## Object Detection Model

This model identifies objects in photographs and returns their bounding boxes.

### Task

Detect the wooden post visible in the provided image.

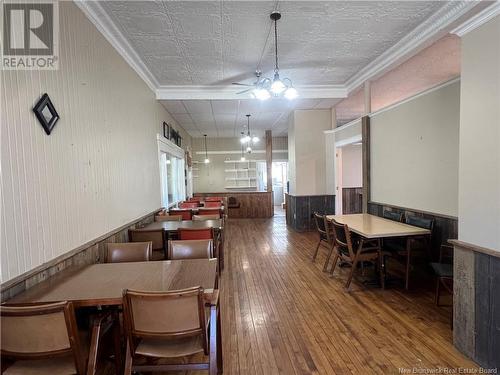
[266,130,272,194]
[361,116,370,213]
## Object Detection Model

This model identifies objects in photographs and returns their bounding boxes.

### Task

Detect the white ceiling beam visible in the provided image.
[156,85,347,100]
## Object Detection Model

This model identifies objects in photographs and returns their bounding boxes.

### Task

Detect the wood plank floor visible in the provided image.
[106,216,478,374]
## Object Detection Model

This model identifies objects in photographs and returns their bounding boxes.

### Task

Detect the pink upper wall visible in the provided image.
[335,34,461,125]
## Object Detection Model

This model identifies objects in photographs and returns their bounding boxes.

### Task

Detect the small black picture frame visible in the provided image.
[163,122,170,139]
[33,93,59,135]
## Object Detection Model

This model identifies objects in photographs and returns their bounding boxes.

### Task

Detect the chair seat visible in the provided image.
[430,262,453,278]
[3,355,77,375]
[135,306,212,359]
[135,336,205,358]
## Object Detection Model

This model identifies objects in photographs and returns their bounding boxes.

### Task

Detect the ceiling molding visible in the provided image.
[74,0,159,92]
[451,2,500,37]
[344,1,479,94]
[156,85,348,100]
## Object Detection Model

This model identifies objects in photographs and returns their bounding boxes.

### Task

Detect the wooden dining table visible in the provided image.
[138,219,223,233]
[7,259,218,307]
[326,213,431,289]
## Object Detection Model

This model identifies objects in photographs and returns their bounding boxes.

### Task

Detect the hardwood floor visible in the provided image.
[106,216,477,374]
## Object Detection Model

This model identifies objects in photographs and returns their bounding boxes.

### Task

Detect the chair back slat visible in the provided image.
[178,228,213,240]
[129,229,164,251]
[0,301,84,373]
[197,208,221,218]
[123,287,206,342]
[204,202,222,208]
[383,210,403,222]
[405,215,434,231]
[168,240,213,260]
[169,209,193,221]
[179,202,199,209]
[331,219,354,258]
[106,242,152,263]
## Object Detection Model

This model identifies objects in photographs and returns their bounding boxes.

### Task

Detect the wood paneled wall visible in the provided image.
[195,192,273,218]
[0,2,181,283]
[1,210,158,302]
[368,201,457,260]
[342,188,363,214]
[286,194,335,231]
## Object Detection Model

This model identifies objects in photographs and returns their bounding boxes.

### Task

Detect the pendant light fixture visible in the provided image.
[250,11,298,101]
[240,114,259,153]
[203,134,210,164]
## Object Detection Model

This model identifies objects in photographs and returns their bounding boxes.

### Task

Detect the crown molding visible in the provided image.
[74,0,159,92]
[451,1,500,36]
[156,85,348,100]
[344,1,480,94]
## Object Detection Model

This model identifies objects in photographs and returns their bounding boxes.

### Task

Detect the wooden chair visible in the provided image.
[430,244,454,306]
[193,214,220,221]
[329,219,383,290]
[312,213,333,267]
[122,287,221,374]
[0,301,120,375]
[179,228,214,240]
[197,209,221,218]
[179,202,200,209]
[106,242,152,263]
[169,209,193,221]
[129,229,167,259]
[168,240,214,260]
[155,215,182,222]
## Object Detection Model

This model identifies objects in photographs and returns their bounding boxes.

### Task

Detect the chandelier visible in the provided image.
[240,114,259,153]
[251,11,298,101]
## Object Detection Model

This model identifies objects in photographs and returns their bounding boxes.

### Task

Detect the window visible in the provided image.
[160,152,185,208]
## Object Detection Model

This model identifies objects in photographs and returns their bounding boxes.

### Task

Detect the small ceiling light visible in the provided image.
[166,159,171,165]
[271,72,286,95]
[254,87,271,101]
[203,134,210,164]
[252,136,259,143]
[246,146,252,153]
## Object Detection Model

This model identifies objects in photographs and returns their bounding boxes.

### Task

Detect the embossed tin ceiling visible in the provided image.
[100,1,446,86]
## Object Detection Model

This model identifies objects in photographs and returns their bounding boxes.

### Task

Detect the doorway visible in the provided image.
[272,161,288,216]
[336,142,363,214]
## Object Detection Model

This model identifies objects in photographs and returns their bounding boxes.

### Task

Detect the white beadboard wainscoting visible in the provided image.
[0,2,186,283]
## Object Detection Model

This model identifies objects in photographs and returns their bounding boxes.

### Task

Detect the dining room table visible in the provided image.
[6,259,218,307]
[326,213,431,289]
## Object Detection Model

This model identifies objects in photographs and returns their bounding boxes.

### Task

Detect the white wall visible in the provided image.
[370,80,460,217]
[288,110,332,195]
[0,2,187,282]
[191,137,287,193]
[341,144,362,188]
[458,16,500,251]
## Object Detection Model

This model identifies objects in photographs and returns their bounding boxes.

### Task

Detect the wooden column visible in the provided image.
[266,130,272,194]
[364,81,371,114]
[361,116,370,213]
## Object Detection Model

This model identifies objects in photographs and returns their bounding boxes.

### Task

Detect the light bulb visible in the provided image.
[254,88,271,101]
[252,136,259,143]
[246,146,252,153]
[284,87,298,100]
[165,159,171,165]
[271,79,286,95]
[204,158,210,164]
[240,156,246,161]
[240,137,246,143]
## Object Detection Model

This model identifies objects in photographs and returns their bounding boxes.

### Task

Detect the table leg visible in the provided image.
[378,238,385,289]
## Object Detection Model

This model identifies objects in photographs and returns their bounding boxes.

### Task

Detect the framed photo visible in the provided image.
[163,122,170,139]
[33,93,59,135]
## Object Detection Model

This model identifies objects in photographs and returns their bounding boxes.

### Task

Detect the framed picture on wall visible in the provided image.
[163,122,170,139]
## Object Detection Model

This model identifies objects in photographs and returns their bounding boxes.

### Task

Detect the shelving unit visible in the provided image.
[224,159,262,189]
